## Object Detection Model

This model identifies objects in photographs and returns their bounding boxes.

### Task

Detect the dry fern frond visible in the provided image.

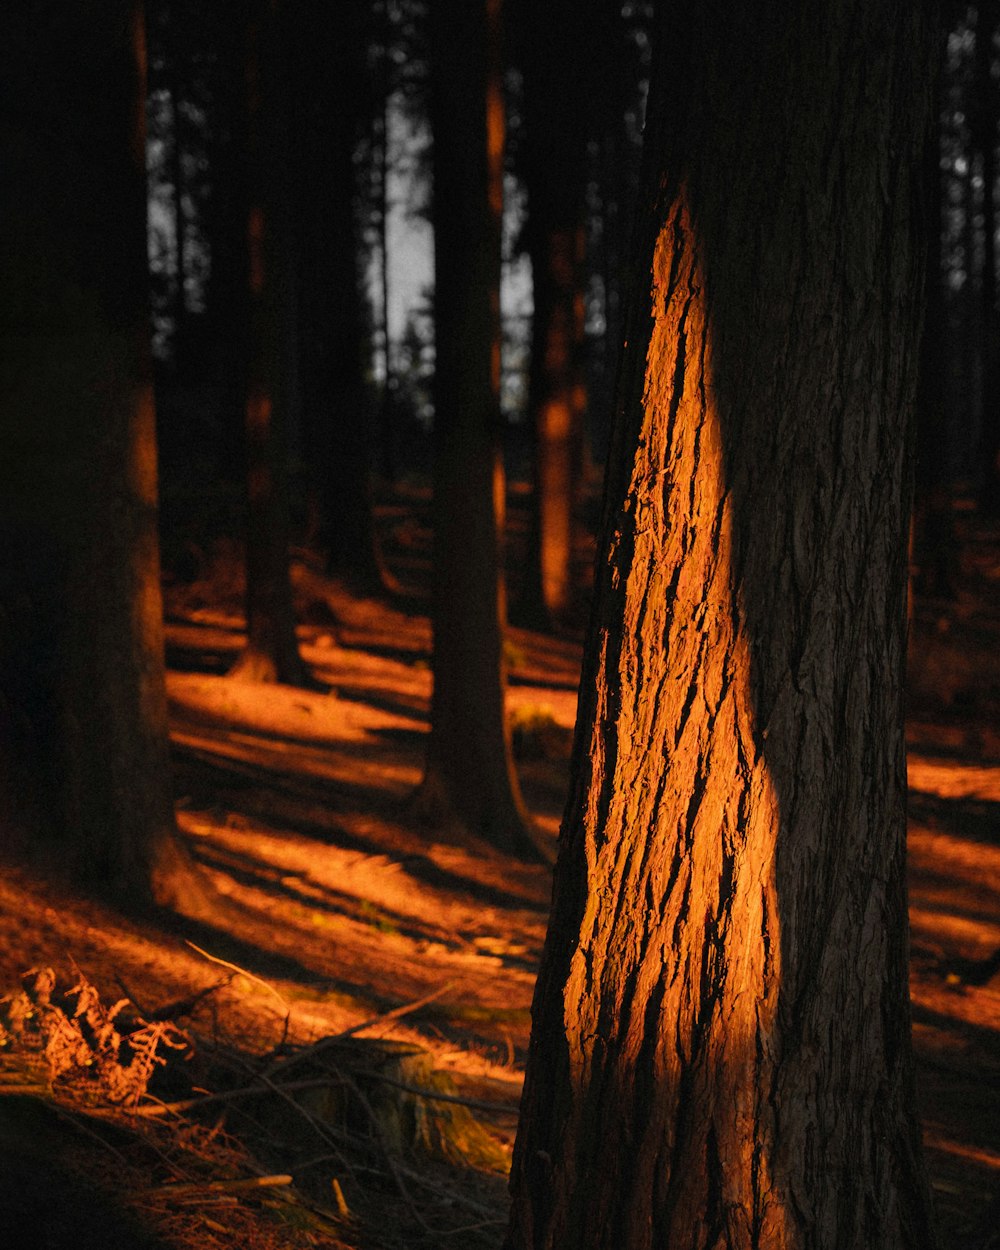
[0,966,191,1105]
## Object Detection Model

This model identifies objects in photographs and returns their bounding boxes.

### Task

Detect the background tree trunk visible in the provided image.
[506,3,938,1248]
[0,1,198,909]
[975,0,1000,512]
[229,0,311,685]
[518,0,594,629]
[289,0,385,594]
[421,0,543,859]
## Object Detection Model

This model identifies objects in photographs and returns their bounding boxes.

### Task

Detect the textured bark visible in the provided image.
[230,0,310,686]
[0,2,197,909]
[506,4,937,1249]
[421,0,543,859]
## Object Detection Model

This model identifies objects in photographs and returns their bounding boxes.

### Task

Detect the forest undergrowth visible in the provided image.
[0,492,998,1249]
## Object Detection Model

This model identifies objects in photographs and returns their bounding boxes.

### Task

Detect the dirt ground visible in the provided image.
[1,496,999,1249]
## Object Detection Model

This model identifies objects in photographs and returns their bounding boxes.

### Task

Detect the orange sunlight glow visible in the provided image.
[557,192,788,1241]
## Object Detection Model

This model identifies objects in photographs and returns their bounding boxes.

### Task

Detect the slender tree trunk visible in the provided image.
[165,0,189,370]
[289,0,385,594]
[0,1,202,910]
[519,0,593,629]
[421,0,545,860]
[230,0,311,685]
[976,0,1000,512]
[507,4,937,1248]
[377,24,398,486]
[914,32,955,599]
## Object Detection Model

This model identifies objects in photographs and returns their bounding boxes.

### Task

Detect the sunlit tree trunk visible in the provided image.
[518,0,594,629]
[506,3,938,1248]
[230,0,311,685]
[421,0,544,859]
[0,2,201,909]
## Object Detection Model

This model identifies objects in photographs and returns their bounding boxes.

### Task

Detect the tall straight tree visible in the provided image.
[288,0,385,592]
[517,0,597,628]
[506,3,938,1248]
[975,0,1000,512]
[229,0,311,685]
[0,2,199,908]
[421,0,543,858]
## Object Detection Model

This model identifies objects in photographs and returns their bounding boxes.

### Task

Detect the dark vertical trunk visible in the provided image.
[914,33,955,599]
[976,0,1000,511]
[165,0,189,369]
[507,3,937,1248]
[519,0,593,629]
[0,1,201,910]
[422,0,544,859]
[229,0,311,685]
[289,0,385,594]
[377,38,397,485]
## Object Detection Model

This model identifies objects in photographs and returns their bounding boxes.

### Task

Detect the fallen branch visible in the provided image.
[134,1074,348,1118]
[359,1071,519,1117]
[263,981,455,1080]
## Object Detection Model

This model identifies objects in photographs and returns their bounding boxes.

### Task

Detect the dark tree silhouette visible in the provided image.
[420,0,545,859]
[506,2,938,1247]
[229,0,311,685]
[0,1,203,909]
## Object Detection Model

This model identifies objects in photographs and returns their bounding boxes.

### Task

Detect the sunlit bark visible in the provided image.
[421,0,544,859]
[0,2,201,909]
[507,4,937,1248]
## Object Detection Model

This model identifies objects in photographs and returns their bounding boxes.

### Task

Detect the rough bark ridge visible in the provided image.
[506,3,937,1248]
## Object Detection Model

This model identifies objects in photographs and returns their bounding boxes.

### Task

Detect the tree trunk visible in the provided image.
[518,0,594,628]
[914,29,956,600]
[506,4,938,1248]
[0,1,200,910]
[976,0,1000,512]
[421,0,544,860]
[229,0,311,685]
[288,0,386,594]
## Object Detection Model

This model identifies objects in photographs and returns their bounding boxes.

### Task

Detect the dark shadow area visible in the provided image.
[174,751,550,914]
[0,1095,173,1250]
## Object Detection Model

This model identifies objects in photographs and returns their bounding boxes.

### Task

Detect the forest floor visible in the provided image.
[1,486,999,1250]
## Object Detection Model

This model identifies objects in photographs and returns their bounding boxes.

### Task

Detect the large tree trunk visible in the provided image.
[506,4,938,1249]
[421,0,544,860]
[0,2,199,910]
[229,0,311,685]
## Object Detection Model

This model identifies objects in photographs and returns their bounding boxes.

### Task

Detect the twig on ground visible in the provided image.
[263,981,455,1080]
[134,1074,348,1118]
[359,1070,519,1116]
[184,941,291,1026]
